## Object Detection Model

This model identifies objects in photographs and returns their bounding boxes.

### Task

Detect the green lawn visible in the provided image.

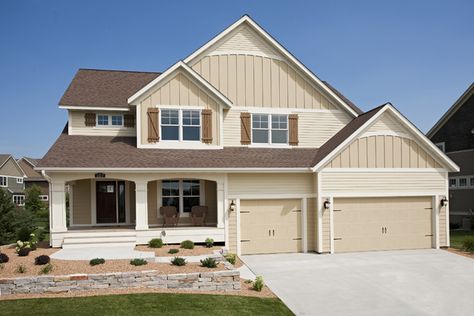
[0,293,294,316]
[450,230,474,249]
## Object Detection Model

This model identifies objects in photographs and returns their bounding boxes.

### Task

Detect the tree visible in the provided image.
[0,189,34,244]
[24,185,49,239]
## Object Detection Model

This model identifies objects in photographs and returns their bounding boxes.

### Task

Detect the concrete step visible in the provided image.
[64,231,136,238]
[62,241,137,249]
[62,232,137,249]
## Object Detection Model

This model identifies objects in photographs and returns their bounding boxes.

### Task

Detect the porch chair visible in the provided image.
[191,206,208,226]
[160,206,180,227]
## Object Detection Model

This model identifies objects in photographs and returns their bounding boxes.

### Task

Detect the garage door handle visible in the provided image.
[269,229,271,236]
[273,229,275,236]
[425,234,433,237]
[334,238,342,240]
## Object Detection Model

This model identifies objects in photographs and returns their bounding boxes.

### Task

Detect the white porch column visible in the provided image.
[50,181,67,233]
[217,180,225,228]
[135,180,149,231]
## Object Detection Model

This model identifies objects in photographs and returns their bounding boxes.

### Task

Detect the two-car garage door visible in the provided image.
[333,197,433,252]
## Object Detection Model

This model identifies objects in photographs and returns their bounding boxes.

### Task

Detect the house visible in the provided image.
[17,157,49,204]
[428,83,474,229]
[0,154,26,206]
[37,15,458,254]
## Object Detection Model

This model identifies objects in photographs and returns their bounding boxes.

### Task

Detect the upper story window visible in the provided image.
[449,178,457,188]
[435,142,445,152]
[13,195,24,206]
[161,109,201,141]
[252,114,288,144]
[16,178,23,184]
[459,178,468,187]
[0,176,6,187]
[97,114,123,127]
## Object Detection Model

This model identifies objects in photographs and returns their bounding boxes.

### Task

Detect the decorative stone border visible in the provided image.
[0,270,240,296]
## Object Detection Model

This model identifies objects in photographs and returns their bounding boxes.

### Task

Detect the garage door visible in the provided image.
[333,197,433,252]
[240,199,302,255]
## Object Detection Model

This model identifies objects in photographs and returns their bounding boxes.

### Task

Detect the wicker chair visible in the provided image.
[191,206,208,226]
[160,206,180,227]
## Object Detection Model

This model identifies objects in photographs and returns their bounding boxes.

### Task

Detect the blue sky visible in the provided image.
[1,0,473,158]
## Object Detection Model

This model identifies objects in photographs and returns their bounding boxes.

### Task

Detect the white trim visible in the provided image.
[0,155,12,169]
[68,110,73,135]
[433,195,440,249]
[16,177,23,184]
[128,61,233,108]
[251,113,289,145]
[445,174,450,247]
[227,193,317,200]
[301,197,307,253]
[59,105,130,111]
[69,184,74,227]
[329,196,334,254]
[160,108,201,142]
[12,194,25,206]
[136,103,142,147]
[159,179,204,217]
[316,173,322,253]
[234,106,344,114]
[321,168,447,173]
[360,130,411,139]
[0,176,7,187]
[236,198,241,256]
[138,143,223,150]
[320,191,445,198]
[183,15,359,117]
[206,50,284,61]
[224,174,229,248]
[39,195,48,201]
[38,167,312,173]
[96,113,124,128]
[435,142,446,153]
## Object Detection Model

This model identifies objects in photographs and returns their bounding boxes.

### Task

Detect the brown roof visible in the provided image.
[38,129,318,169]
[17,158,45,181]
[59,69,160,108]
[323,81,363,115]
[312,104,386,166]
[0,154,11,167]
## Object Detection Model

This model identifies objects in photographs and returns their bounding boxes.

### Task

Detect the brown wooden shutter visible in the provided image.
[84,113,96,127]
[201,109,213,144]
[240,112,251,145]
[288,114,299,146]
[147,108,159,143]
[124,114,135,128]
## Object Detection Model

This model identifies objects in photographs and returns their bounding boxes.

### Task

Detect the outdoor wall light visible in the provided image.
[229,200,236,212]
[440,197,449,207]
[323,200,331,210]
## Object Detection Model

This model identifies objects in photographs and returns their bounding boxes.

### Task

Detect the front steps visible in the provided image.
[62,231,137,249]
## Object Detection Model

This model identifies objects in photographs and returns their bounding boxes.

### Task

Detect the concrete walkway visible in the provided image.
[243,250,474,316]
[50,246,155,261]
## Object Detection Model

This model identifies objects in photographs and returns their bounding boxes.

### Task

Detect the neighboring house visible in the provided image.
[37,15,458,254]
[17,157,49,204]
[428,83,474,229]
[0,154,26,206]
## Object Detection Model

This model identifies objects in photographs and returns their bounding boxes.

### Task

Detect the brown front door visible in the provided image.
[96,181,117,224]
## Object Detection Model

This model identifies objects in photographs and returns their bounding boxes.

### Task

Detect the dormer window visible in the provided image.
[97,114,123,127]
[252,114,288,144]
[161,109,201,141]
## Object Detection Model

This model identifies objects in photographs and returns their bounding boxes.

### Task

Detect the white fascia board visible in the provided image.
[183,15,359,118]
[127,61,233,108]
[59,106,130,111]
[36,167,312,173]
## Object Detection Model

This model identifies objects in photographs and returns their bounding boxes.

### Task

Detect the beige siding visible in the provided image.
[147,181,158,225]
[307,198,317,251]
[223,108,351,147]
[72,179,91,225]
[69,110,136,137]
[439,206,447,247]
[321,203,331,252]
[320,171,446,196]
[139,71,221,145]
[205,181,217,224]
[0,158,24,177]
[228,173,315,196]
[228,204,237,253]
[192,54,339,109]
[363,112,410,137]
[328,136,442,168]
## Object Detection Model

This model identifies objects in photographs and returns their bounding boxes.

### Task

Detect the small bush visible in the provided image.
[16,265,27,274]
[200,257,217,268]
[89,258,105,266]
[180,240,194,249]
[224,253,236,265]
[252,276,264,292]
[17,227,32,242]
[17,247,30,257]
[168,248,179,254]
[148,238,164,248]
[244,279,252,284]
[171,257,186,266]
[462,237,474,252]
[130,258,147,266]
[205,238,214,248]
[35,255,50,265]
[0,253,9,263]
[40,263,53,274]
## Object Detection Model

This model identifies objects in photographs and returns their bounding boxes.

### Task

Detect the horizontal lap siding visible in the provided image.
[72,179,91,225]
[69,110,136,137]
[322,205,330,252]
[228,173,314,196]
[439,206,447,247]
[228,206,237,253]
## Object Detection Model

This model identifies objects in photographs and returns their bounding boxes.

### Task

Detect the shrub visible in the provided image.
[171,257,186,266]
[462,237,474,252]
[244,279,252,284]
[200,257,217,268]
[35,255,50,265]
[0,253,9,263]
[180,240,194,249]
[224,253,236,265]
[252,276,264,292]
[40,263,53,274]
[0,189,34,245]
[205,238,214,248]
[130,258,147,266]
[168,248,179,254]
[148,238,163,248]
[17,226,32,242]
[16,265,27,274]
[17,247,30,257]
[89,258,105,266]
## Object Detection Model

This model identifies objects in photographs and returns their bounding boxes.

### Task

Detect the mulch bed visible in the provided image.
[445,248,474,259]
[135,244,221,257]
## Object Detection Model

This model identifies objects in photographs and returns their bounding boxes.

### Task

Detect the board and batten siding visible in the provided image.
[72,179,91,225]
[69,110,136,137]
[139,71,221,145]
[227,173,315,196]
[327,135,442,168]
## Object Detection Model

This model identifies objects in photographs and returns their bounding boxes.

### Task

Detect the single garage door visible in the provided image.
[240,199,302,255]
[334,196,433,252]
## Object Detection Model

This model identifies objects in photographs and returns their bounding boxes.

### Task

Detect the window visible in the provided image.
[459,178,468,187]
[39,195,48,201]
[13,195,24,206]
[97,115,109,126]
[111,115,123,126]
[161,179,201,215]
[252,114,288,144]
[96,114,123,127]
[0,176,6,187]
[16,178,23,184]
[470,178,474,187]
[449,178,457,188]
[435,142,445,152]
[161,109,201,141]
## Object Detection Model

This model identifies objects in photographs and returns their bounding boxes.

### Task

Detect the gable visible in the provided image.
[361,112,411,138]
[0,157,25,177]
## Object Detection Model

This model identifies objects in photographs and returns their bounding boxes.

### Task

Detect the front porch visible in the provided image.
[48,173,227,248]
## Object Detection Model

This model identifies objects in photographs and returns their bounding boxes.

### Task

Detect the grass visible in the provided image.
[450,230,474,249]
[0,293,293,316]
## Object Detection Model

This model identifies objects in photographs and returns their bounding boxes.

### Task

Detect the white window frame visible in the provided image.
[449,178,457,188]
[449,175,474,189]
[160,108,201,142]
[470,177,474,187]
[435,142,445,152]
[0,176,7,187]
[251,113,289,145]
[160,179,205,217]
[96,114,124,128]
[39,195,49,201]
[13,195,25,206]
[16,177,23,184]
[459,177,468,187]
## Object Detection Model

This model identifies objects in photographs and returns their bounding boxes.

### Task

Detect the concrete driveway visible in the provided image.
[242,250,474,316]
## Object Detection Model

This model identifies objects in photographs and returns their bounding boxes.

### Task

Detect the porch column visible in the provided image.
[50,181,67,233]
[217,180,225,228]
[135,180,149,230]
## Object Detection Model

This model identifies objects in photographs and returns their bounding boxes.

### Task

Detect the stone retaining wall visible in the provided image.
[0,270,240,296]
